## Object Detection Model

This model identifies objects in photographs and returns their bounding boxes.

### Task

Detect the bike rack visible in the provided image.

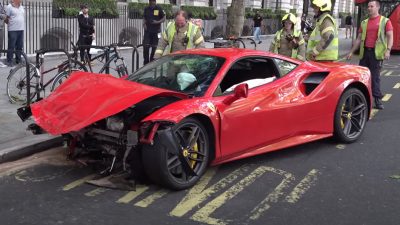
[33,49,72,102]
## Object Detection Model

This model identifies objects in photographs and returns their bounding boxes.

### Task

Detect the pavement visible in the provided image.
[0,28,355,163]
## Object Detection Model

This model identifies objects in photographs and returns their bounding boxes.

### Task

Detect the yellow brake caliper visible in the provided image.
[183,143,198,169]
[341,103,345,129]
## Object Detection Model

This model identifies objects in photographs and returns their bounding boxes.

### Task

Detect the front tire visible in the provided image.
[142,118,210,190]
[334,88,368,143]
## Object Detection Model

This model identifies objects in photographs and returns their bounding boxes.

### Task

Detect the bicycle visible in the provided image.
[208,36,257,49]
[79,42,129,78]
[6,46,87,105]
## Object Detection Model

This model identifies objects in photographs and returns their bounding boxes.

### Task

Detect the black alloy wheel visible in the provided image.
[334,88,368,143]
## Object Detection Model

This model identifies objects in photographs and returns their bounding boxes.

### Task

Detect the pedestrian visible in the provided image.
[269,13,306,61]
[253,12,263,44]
[345,14,353,39]
[0,2,7,67]
[78,4,95,64]
[346,0,393,110]
[5,0,24,67]
[306,0,339,61]
[143,0,165,65]
[154,10,204,59]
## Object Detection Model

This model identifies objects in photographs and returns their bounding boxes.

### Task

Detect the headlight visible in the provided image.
[106,116,124,132]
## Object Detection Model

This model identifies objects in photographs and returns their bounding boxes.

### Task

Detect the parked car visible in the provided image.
[21,48,372,190]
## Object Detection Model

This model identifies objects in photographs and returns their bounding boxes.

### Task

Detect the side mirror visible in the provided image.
[223,83,248,105]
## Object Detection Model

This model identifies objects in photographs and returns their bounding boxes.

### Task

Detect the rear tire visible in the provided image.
[6,63,40,105]
[333,88,368,143]
[51,60,87,91]
[141,118,210,190]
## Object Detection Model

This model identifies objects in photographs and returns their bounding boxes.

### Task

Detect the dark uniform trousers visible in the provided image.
[143,31,160,65]
[359,47,383,99]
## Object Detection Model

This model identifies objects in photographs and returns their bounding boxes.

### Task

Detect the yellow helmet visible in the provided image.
[281,13,297,24]
[311,0,332,11]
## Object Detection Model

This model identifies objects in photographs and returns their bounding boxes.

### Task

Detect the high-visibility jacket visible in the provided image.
[360,16,389,60]
[272,29,305,60]
[306,13,339,61]
[155,22,203,56]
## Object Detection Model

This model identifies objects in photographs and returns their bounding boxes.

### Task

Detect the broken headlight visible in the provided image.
[106,116,124,132]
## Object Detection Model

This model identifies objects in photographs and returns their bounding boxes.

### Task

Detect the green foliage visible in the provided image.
[128,3,174,19]
[181,6,217,20]
[245,8,277,19]
[289,9,297,14]
[53,0,119,18]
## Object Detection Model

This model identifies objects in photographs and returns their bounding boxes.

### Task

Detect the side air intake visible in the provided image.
[302,72,330,95]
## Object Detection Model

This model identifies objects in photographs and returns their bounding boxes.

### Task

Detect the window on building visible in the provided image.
[209,0,213,6]
[170,0,177,5]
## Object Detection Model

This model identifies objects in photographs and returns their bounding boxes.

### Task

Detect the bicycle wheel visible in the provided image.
[233,39,246,48]
[6,63,41,105]
[51,61,87,91]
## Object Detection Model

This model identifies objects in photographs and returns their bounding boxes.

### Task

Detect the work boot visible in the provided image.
[374,98,384,110]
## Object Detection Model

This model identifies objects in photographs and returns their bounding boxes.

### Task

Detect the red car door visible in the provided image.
[212,57,299,158]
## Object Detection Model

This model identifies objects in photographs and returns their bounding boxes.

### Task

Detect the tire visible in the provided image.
[6,63,40,105]
[333,88,368,143]
[51,61,87,91]
[142,118,210,190]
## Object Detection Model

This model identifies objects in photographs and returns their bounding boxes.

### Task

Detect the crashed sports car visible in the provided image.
[20,48,372,190]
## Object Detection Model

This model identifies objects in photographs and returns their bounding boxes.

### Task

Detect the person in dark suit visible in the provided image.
[78,4,95,63]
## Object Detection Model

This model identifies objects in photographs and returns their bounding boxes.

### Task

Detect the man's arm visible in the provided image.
[154,31,169,58]
[193,28,205,48]
[346,31,362,59]
[311,17,335,57]
[384,30,393,59]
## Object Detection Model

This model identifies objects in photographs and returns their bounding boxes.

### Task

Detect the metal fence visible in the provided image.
[0,1,233,55]
[1,1,147,54]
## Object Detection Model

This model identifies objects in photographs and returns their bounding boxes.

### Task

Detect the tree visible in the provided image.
[225,0,245,38]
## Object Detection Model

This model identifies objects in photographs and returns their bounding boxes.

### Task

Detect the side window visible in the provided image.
[273,58,298,77]
[215,57,278,96]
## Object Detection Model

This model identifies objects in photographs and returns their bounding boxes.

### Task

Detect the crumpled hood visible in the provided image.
[31,72,187,135]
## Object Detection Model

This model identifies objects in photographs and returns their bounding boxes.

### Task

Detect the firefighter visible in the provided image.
[154,10,204,59]
[269,13,306,61]
[306,0,339,61]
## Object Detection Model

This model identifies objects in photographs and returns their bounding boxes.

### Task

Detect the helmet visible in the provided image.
[311,0,332,11]
[281,13,297,25]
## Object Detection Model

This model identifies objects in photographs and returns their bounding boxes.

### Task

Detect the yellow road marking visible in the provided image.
[191,166,294,225]
[170,167,218,217]
[285,169,320,203]
[191,166,269,225]
[393,83,400,89]
[62,174,97,191]
[134,189,169,208]
[170,165,250,218]
[382,94,392,102]
[248,167,295,221]
[84,188,108,197]
[116,185,149,204]
[384,71,393,76]
[336,144,346,150]
[381,70,387,75]
[370,109,379,119]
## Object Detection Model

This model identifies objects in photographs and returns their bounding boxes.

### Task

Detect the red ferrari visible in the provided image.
[23,48,372,190]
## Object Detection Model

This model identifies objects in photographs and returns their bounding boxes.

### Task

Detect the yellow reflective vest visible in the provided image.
[272,29,305,60]
[161,21,199,54]
[360,16,389,60]
[306,13,339,61]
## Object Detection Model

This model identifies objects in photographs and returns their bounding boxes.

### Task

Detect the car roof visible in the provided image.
[172,48,286,60]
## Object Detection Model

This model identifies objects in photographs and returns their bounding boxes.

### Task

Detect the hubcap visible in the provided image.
[340,93,367,139]
[166,123,207,183]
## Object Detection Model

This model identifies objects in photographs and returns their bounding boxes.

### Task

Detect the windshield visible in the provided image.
[128,54,225,96]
